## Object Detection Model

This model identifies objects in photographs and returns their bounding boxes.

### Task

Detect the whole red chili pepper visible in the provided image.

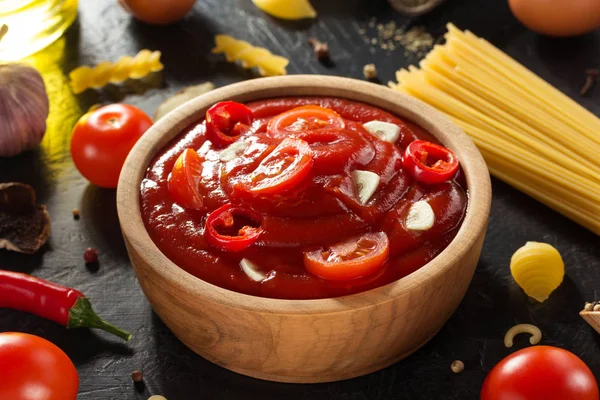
[0,270,131,341]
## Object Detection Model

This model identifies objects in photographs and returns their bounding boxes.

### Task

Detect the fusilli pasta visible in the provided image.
[69,49,163,94]
[212,35,288,77]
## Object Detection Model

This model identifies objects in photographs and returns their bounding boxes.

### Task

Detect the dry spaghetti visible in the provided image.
[390,24,600,235]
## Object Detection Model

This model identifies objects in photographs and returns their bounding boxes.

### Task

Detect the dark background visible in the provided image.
[1,0,599,399]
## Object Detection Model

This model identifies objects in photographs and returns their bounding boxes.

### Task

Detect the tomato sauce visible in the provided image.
[140,97,467,299]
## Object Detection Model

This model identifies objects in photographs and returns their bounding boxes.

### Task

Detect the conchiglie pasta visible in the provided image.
[212,35,289,77]
[252,0,316,20]
[510,242,564,302]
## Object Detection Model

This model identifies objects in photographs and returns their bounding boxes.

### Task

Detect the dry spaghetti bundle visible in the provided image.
[390,24,600,235]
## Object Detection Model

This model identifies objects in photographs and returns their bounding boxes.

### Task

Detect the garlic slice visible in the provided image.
[405,200,435,231]
[240,258,267,282]
[219,141,249,162]
[352,170,380,204]
[362,120,401,143]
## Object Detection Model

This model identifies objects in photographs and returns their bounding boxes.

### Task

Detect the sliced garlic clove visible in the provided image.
[362,120,401,143]
[219,141,249,162]
[405,200,435,231]
[240,258,267,282]
[352,170,380,204]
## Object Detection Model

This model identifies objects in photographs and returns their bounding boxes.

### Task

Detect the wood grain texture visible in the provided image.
[117,75,492,382]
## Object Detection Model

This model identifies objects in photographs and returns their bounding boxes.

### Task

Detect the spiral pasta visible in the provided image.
[69,49,164,94]
[510,242,564,302]
[212,35,289,77]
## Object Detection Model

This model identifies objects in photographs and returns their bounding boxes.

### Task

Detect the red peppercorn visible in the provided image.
[83,247,99,263]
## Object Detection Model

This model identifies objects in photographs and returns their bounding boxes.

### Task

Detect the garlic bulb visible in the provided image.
[0,63,49,157]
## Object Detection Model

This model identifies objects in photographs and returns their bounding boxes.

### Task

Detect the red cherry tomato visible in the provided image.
[481,346,599,400]
[402,140,459,184]
[168,148,204,209]
[205,203,263,252]
[71,104,153,188]
[267,105,345,138]
[0,332,79,400]
[206,101,253,147]
[241,137,313,195]
[118,0,196,25]
[304,232,390,281]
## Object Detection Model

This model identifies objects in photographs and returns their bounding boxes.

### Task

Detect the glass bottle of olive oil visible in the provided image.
[0,0,78,61]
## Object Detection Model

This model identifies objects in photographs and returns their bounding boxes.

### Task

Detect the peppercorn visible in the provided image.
[451,360,464,374]
[363,63,377,80]
[131,370,143,382]
[83,247,99,264]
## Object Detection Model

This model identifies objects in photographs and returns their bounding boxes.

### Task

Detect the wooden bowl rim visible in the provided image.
[117,75,491,315]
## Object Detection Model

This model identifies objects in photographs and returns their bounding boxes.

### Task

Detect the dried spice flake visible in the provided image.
[0,183,50,254]
[358,20,434,57]
[308,38,330,62]
[581,68,599,97]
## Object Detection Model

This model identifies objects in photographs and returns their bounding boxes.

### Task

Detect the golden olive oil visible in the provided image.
[0,0,78,61]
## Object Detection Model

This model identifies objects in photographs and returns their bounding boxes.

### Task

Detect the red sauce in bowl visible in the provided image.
[140,97,467,300]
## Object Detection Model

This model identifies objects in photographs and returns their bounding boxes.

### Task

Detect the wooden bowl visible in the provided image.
[117,75,491,383]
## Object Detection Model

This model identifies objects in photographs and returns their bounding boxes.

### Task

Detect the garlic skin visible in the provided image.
[0,63,49,157]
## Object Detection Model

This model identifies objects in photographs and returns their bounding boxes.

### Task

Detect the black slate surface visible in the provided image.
[1,0,599,399]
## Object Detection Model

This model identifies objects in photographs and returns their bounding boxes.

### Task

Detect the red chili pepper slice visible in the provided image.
[241,137,314,195]
[402,140,459,184]
[0,270,131,340]
[205,204,263,252]
[206,101,254,147]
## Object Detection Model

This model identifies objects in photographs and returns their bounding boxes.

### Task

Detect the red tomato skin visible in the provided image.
[243,138,314,195]
[168,148,204,209]
[118,0,196,25]
[71,104,152,188]
[0,332,79,400]
[481,346,599,400]
[304,232,390,281]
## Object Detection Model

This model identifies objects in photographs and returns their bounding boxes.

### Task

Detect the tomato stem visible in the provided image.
[68,297,132,341]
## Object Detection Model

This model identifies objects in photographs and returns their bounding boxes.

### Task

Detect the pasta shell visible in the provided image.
[510,241,564,302]
[252,0,317,20]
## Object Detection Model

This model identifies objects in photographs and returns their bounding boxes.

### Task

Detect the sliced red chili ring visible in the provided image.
[402,140,459,184]
[204,203,263,252]
[205,101,253,147]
